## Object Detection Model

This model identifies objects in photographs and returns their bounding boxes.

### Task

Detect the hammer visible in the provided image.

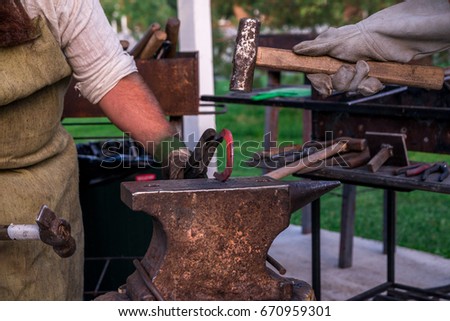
[0,205,76,258]
[230,18,444,92]
[264,137,366,180]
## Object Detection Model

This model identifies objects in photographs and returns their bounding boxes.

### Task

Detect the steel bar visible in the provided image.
[266,254,286,275]
[311,199,321,301]
[133,259,164,301]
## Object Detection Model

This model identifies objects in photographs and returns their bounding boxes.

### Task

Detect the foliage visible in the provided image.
[210,0,400,78]
[211,1,399,29]
[99,0,177,36]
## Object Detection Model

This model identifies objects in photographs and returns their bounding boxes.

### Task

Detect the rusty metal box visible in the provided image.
[63,51,199,118]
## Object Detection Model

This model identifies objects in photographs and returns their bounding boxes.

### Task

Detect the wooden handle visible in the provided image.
[265,141,348,180]
[130,22,161,57]
[367,145,393,173]
[139,30,167,60]
[164,17,180,58]
[257,47,444,90]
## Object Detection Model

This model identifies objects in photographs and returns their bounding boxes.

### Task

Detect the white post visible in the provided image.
[177,0,217,174]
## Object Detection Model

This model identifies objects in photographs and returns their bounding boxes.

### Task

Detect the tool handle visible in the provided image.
[367,146,393,173]
[130,22,161,57]
[139,30,167,60]
[265,141,348,180]
[257,47,444,91]
[164,17,180,58]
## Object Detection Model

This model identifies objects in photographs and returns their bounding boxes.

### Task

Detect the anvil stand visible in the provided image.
[96,177,339,301]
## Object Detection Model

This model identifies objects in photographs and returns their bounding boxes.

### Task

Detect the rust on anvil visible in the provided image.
[119,177,339,301]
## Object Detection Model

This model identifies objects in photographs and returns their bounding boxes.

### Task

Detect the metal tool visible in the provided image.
[0,205,76,258]
[264,137,367,180]
[229,18,444,93]
[184,128,223,179]
[421,162,449,182]
[394,163,432,177]
[213,128,234,182]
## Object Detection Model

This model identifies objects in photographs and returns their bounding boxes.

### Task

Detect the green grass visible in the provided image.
[63,75,450,259]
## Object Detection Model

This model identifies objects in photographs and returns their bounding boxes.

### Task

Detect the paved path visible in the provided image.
[268,225,450,300]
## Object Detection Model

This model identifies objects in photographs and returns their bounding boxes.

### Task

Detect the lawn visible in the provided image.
[63,75,450,259]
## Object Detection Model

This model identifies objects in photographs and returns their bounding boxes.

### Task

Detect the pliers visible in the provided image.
[421,162,449,182]
[394,162,449,182]
[394,163,432,177]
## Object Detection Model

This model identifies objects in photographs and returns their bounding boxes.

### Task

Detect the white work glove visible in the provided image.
[293,0,450,97]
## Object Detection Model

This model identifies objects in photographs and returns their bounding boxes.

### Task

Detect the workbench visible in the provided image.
[201,81,450,300]
[294,163,450,301]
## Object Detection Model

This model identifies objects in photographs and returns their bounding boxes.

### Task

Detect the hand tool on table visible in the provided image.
[264,137,367,180]
[304,136,368,152]
[293,144,371,175]
[421,162,449,182]
[0,205,76,258]
[130,22,161,58]
[394,163,433,177]
[230,18,444,93]
[247,145,317,169]
[365,132,409,173]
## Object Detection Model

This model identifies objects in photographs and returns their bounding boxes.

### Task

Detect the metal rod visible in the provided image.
[385,189,397,283]
[348,282,392,301]
[133,259,164,301]
[266,254,286,275]
[94,259,111,294]
[346,86,408,106]
[311,199,321,301]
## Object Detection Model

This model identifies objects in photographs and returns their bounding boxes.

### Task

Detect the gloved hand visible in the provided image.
[293,0,450,97]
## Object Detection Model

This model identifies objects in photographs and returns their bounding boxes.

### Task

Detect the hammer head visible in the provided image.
[230,18,260,92]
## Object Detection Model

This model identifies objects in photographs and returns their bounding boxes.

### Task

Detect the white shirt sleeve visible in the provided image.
[23,0,137,104]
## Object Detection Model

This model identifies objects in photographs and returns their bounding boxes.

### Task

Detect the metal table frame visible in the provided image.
[299,165,450,300]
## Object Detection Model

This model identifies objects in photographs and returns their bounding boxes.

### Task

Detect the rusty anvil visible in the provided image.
[229,18,444,93]
[0,205,76,258]
[98,177,339,301]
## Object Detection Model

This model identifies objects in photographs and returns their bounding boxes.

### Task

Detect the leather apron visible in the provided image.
[0,17,84,300]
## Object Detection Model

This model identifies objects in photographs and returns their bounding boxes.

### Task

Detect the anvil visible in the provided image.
[102,177,339,301]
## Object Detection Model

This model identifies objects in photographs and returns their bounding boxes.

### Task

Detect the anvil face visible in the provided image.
[120,177,339,301]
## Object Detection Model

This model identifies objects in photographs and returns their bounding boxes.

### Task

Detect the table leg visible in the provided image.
[311,198,321,300]
[385,189,397,283]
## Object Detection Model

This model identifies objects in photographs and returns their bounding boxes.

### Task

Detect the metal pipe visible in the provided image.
[0,224,40,240]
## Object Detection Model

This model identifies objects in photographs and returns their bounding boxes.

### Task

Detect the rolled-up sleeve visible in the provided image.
[56,0,137,103]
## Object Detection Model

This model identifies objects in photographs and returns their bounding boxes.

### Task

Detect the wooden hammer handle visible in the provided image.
[367,145,394,173]
[257,47,444,90]
[265,141,348,180]
[139,30,167,60]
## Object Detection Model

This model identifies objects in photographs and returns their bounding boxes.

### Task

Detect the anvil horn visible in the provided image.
[288,180,341,213]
